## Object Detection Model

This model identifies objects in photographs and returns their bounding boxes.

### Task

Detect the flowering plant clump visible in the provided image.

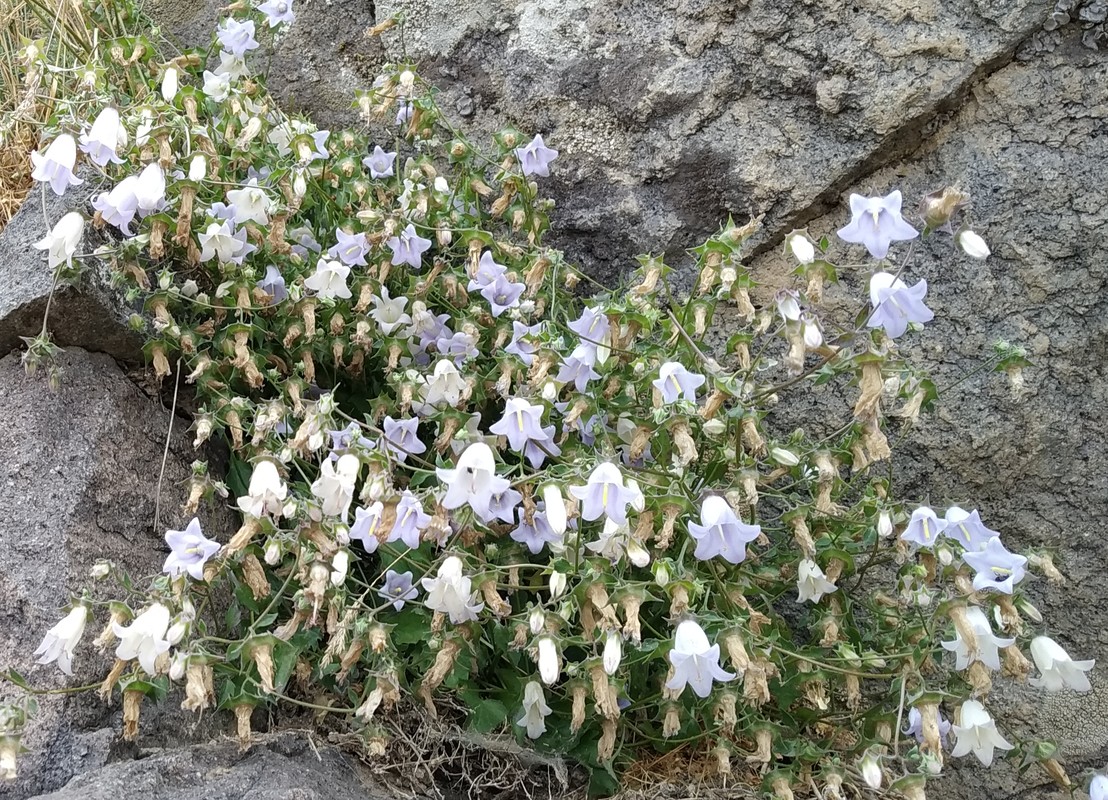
[2,2,1096,797]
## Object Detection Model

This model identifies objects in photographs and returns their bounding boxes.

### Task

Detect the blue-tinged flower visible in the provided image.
[327,228,370,266]
[837,191,919,259]
[31,134,83,196]
[510,504,563,554]
[523,428,561,468]
[867,272,934,339]
[556,345,601,392]
[163,517,220,580]
[92,176,140,236]
[327,423,374,461]
[217,18,260,57]
[422,556,483,623]
[569,462,637,526]
[363,145,396,178]
[481,274,525,317]
[515,134,559,177]
[900,506,945,548]
[951,700,1013,767]
[653,362,706,405]
[437,442,511,522]
[688,496,760,565]
[304,257,352,300]
[505,321,542,366]
[942,507,996,551]
[378,569,417,611]
[904,707,952,748]
[1029,636,1094,692]
[387,223,432,270]
[382,416,426,462]
[256,265,287,304]
[79,108,125,166]
[437,331,479,364]
[468,250,507,290]
[568,306,608,343]
[962,537,1028,594]
[208,201,237,221]
[489,398,547,452]
[404,303,451,348]
[389,491,430,548]
[665,620,735,699]
[485,487,523,524]
[350,501,385,553]
[257,0,295,27]
[395,99,413,127]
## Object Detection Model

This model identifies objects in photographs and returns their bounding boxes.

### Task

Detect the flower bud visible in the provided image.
[653,562,670,587]
[188,154,206,182]
[169,653,187,681]
[292,169,308,198]
[958,230,990,259]
[90,561,111,579]
[264,541,281,565]
[602,629,622,675]
[541,380,557,402]
[529,607,546,635]
[549,571,567,599]
[161,67,179,103]
[877,510,893,538]
[330,550,350,586]
[770,447,800,466]
[787,231,816,264]
[541,484,567,535]
[702,418,726,436]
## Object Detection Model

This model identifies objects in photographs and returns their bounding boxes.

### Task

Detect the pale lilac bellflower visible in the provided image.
[688,496,760,565]
[381,416,426,462]
[349,502,385,553]
[388,491,431,548]
[515,134,559,177]
[79,108,125,166]
[867,272,934,339]
[92,176,140,235]
[256,265,288,304]
[942,506,997,551]
[327,228,370,266]
[387,223,432,269]
[510,503,563,554]
[556,344,601,392]
[837,191,919,259]
[962,537,1028,594]
[217,18,260,57]
[378,569,417,610]
[436,442,512,523]
[163,518,220,580]
[505,321,542,366]
[900,506,945,548]
[468,250,507,291]
[257,0,295,27]
[569,462,638,527]
[363,145,396,178]
[904,707,952,748]
[489,397,561,467]
[653,361,705,405]
[481,274,525,317]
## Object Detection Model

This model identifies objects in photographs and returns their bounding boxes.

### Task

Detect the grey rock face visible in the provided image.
[0,349,236,799]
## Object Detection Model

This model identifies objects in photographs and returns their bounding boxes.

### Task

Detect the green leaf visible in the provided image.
[3,670,29,690]
[470,699,508,733]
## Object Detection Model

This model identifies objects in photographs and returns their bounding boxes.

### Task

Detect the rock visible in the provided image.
[0,349,236,798]
[28,733,392,800]
[0,176,142,363]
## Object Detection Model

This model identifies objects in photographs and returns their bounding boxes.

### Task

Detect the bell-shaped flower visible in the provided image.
[327,228,370,266]
[237,460,288,517]
[163,517,220,580]
[556,346,601,392]
[257,0,295,27]
[371,287,412,335]
[480,274,525,317]
[665,620,735,698]
[603,629,623,675]
[378,569,417,611]
[202,69,231,101]
[541,484,567,535]
[568,305,609,345]
[653,361,706,405]
[133,162,166,215]
[79,107,125,166]
[796,558,838,603]
[350,501,385,553]
[92,176,140,236]
[951,700,1013,766]
[489,398,554,462]
[226,179,271,225]
[198,220,248,264]
[437,330,479,364]
[941,606,1014,671]
[256,265,288,304]
[688,496,760,564]
[34,606,88,675]
[962,537,1028,594]
[904,707,952,747]
[537,637,560,685]
[387,223,433,270]
[800,311,823,348]
[775,289,802,322]
[837,191,919,259]
[516,680,552,739]
[161,66,179,103]
[382,416,425,462]
[942,506,997,551]
[217,17,260,57]
[113,603,172,675]
[900,506,945,548]
[510,504,562,554]
[31,134,83,196]
[436,442,511,522]
[867,272,934,339]
[586,518,650,567]
[1029,636,1094,692]
[421,555,483,623]
[419,359,466,410]
[388,491,431,548]
[363,145,396,178]
[304,257,352,300]
[468,250,507,290]
[515,134,558,178]
[485,486,523,524]
[33,211,84,270]
[569,462,637,526]
[505,321,542,366]
[311,453,360,520]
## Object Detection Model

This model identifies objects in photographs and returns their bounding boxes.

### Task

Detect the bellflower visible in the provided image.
[217,18,260,57]
[800,311,823,348]
[113,603,172,675]
[311,453,360,520]
[237,460,287,517]
[569,462,638,526]
[688,496,760,565]
[510,504,563,554]
[665,620,735,699]
[208,201,237,221]
[775,289,802,323]
[468,250,507,290]
[515,134,559,177]
[490,397,547,452]
[350,501,385,553]
[163,517,220,580]
[951,700,1013,767]
[378,570,417,611]
[556,346,601,393]
[79,107,125,166]
[388,491,431,548]
[30,134,83,195]
[568,305,609,345]
[387,223,433,270]
[437,331,479,364]
[537,637,560,685]
[796,559,838,603]
[653,361,706,405]
[33,212,84,271]
[941,606,1014,671]
[1029,636,1094,692]
[226,179,271,225]
[436,442,511,522]
[198,220,248,264]
[787,231,816,264]
[371,288,412,335]
[419,359,466,410]
[403,303,451,349]
[942,506,997,551]
[34,606,88,675]
[517,681,552,739]
[395,98,414,127]
[382,416,425,462]
[327,228,370,266]
[257,0,295,27]
[486,487,523,524]
[133,162,166,215]
[901,506,945,548]
[202,69,232,101]
[304,258,352,300]
[867,272,934,339]
[904,707,952,747]
[363,145,396,178]
[421,556,483,623]
[481,274,525,316]
[586,518,650,567]
[837,191,919,259]
[962,537,1028,594]
[256,265,288,304]
[92,176,140,235]
[505,321,542,365]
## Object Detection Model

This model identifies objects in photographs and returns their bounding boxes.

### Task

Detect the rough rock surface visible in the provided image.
[0,349,236,799]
